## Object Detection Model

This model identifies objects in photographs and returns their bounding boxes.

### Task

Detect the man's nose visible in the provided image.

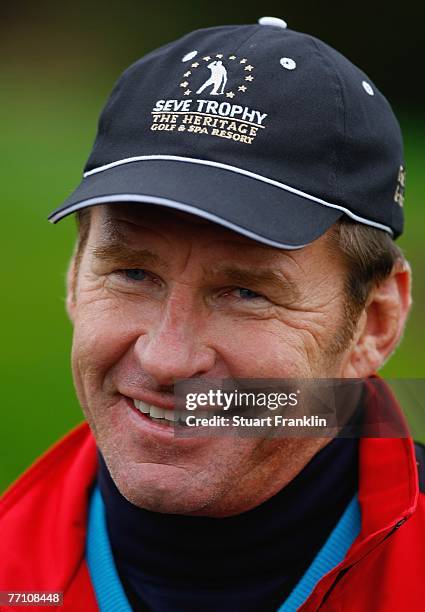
[134,298,216,385]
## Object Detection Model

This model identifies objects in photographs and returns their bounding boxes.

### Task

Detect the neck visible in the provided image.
[98,437,358,583]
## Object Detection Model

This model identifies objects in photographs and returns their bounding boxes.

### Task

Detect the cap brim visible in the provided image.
[48,159,343,249]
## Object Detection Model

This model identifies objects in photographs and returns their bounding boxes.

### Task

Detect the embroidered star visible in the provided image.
[216,54,224,58]
[228,55,237,60]
[238,85,247,92]
[191,62,199,68]
[240,58,247,64]
[184,89,191,95]
[226,91,235,98]
[245,75,254,81]
[180,81,189,88]
[183,71,191,77]
[244,65,254,71]
[203,56,211,61]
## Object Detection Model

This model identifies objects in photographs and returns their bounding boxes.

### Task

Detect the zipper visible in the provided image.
[316,518,407,610]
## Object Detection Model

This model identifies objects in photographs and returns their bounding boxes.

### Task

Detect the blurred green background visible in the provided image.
[1,1,424,492]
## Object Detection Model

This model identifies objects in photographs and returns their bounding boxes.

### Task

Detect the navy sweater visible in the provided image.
[98,436,358,611]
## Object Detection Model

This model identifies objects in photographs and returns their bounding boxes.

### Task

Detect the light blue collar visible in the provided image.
[87,486,360,611]
[278,494,361,610]
[87,486,132,612]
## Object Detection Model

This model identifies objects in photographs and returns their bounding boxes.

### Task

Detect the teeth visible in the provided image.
[150,406,165,419]
[134,399,150,414]
[133,399,177,423]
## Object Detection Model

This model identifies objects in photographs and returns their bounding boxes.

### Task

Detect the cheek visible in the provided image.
[70,296,153,400]
[212,318,318,377]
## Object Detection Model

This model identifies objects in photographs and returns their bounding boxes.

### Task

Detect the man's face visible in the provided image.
[69,204,355,516]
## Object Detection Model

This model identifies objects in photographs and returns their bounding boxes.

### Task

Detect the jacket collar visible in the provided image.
[299,378,419,610]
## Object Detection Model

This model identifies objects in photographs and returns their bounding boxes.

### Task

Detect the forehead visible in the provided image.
[86,203,337,275]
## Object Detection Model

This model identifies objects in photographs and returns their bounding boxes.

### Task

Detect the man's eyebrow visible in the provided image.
[207,265,300,299]
[90,241,167,269]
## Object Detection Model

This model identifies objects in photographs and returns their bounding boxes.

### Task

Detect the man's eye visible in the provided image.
[236,288,262,300]
[124,269,147,281]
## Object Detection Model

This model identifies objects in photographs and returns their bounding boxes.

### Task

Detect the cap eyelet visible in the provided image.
[258,16,287,29]
[280,57,296,70]
[362,81,374,96]
[182,50,198,63]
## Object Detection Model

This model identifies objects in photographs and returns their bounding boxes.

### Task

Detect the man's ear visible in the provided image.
[66,255,77,324]
[343,260,412,377]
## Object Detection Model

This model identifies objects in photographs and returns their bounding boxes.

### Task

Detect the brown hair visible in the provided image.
[329,218,404,310]
[326,218,405,351]
[74,207,91,276]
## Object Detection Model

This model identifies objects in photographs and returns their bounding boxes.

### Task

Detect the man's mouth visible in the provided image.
[131,398,213,427]
[131,395,255,427]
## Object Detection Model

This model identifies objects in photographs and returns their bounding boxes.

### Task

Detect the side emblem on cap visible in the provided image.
[394,165,406,207]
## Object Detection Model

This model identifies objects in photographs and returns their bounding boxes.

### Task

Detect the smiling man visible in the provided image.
[1,16,424,612]
[70,202,359,518]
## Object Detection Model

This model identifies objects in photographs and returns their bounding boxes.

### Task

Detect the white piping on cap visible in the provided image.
[48,194,312,249]
[80,154,394,235]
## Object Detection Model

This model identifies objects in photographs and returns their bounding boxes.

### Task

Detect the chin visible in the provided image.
[108,458,213,515]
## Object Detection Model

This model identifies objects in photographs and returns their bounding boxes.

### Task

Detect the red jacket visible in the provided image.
[1,421,424,610]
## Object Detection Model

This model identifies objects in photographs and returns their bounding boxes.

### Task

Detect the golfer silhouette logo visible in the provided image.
[196,60,228,95]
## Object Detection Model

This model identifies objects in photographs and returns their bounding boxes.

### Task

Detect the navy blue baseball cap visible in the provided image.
[48,16,406,248]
